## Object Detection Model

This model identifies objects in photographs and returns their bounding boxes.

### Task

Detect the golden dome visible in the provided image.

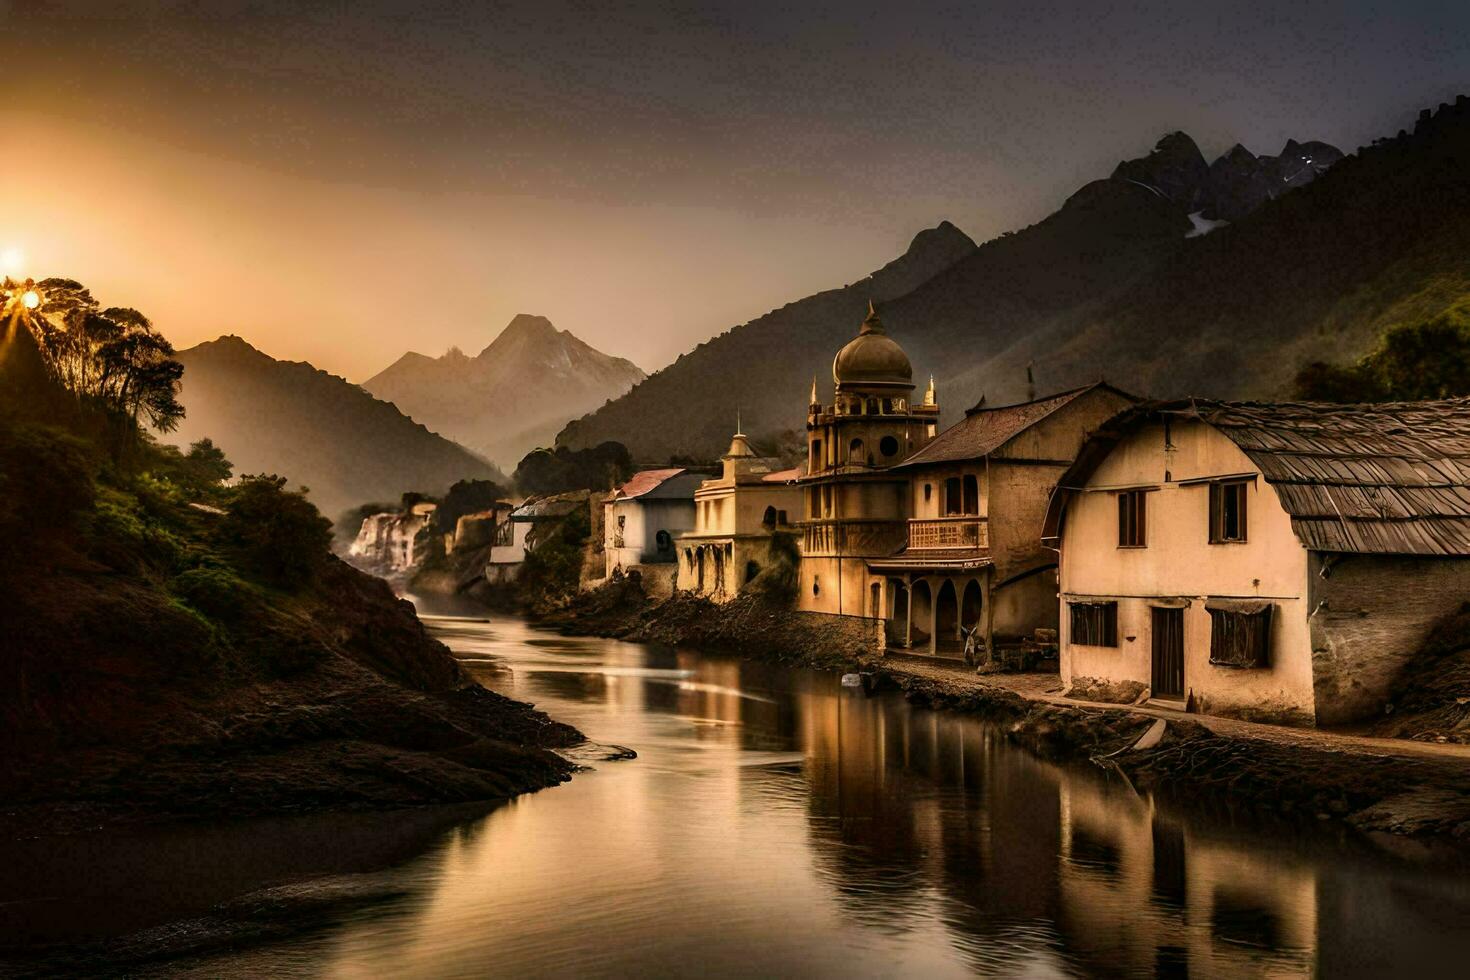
[833,301,913,389]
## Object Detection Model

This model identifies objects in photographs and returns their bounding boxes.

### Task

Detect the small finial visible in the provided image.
[860,299,883,335]
[736,407,742,436]
[810,376,819,406]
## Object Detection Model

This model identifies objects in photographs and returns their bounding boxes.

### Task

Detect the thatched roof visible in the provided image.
[1046,398,1470,557]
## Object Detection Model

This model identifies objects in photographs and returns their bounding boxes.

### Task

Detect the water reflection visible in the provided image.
[4,613,1468,978]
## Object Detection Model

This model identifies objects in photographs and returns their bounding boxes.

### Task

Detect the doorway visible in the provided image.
[1151,607,1184,699]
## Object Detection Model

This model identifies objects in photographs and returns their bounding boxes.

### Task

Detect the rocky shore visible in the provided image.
[538,581,1470,844]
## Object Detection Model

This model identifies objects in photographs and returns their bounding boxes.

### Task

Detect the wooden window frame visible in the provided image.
[1117,489,1149,548]
[1208,605,1272,668]
[1069,601,1118,647]
[1209,480,1249,544]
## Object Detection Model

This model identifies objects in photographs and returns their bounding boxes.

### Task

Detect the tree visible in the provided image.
[514,442,632,495]
[436,478,509,532]
[183,438,233,486]
[219,475,332,589]
[1295,312,1470,402]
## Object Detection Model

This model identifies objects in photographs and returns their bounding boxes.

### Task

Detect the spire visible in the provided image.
[809,376,819,406]
[859,298,884,335]
[735,407,743,437]
[923,374,936,406]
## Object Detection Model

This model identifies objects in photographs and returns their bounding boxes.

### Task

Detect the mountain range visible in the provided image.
[169,336,502,521]
[558,96,1470,462]
[363,314,645,469]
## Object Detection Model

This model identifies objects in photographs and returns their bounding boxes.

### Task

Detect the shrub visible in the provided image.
[219,475,332,589]
[170,565,253,621]
[0,422,97,550]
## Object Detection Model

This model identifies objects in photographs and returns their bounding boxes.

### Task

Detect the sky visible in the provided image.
[1,1,1467,380]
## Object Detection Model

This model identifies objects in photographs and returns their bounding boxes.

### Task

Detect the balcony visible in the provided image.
[800,519,907,557]
[908,517,988,551]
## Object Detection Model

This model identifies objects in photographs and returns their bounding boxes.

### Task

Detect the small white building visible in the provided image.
[485,490,588,584]
[1044,398,1470,727]
[603,469,703,580]
[676,429,802,601]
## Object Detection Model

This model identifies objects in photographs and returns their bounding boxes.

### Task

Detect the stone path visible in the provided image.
[876,653,1470,764]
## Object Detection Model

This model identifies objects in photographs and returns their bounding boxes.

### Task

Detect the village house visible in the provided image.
[603,469,703,590]
[798,302,941,617]
[1043,398,1470,726]
[485,490,589,584]
[870,383,1136,660]
[676,427,802,601]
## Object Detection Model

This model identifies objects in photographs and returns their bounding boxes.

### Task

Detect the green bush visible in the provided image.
[170,565,253,621]
[219,475,332,589]
[0,422,97,550]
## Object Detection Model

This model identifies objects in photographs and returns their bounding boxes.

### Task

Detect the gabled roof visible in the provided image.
[897,382,1134,468]
[511,489,589,521]
[610,468,701,502]
[1046,398,1470,557]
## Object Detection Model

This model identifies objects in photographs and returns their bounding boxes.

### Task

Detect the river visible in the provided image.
[4,610,1469,977]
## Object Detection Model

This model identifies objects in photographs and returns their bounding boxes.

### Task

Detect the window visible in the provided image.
[1070,601,1118,647]
[812,576,821,597]
[944,477,963,515]
[962,475,979,514]
[776,509,787,525]
[866,398,879,414]
[880,435,900,457]
[811,439,822,469]
[1208,602,1272,667]
[1118,490,1148,547]
[923,483,933,503]
[1209,481,1249,543]
[849,438,864,462]
[655,529,673,554]
[762,505,777,526]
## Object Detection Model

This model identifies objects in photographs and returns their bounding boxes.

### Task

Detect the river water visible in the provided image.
[4,611,1470,978]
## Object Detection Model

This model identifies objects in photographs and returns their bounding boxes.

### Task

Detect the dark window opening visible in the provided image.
[745,560,761,583]
[923,483,933,503]
[1070,601,1118,647]
[880,435,899,457]
[811,439,822,468]
[762,505,777,526]
[1208,604,1272,667]
[1118,490,1148,547]
[1209,480,1249,543]
[944,477,963,515]
[812,576,821,597]
[866,398,879,414]
[962,474,979,514]
[776,509,787,524]
[849,438,864,462]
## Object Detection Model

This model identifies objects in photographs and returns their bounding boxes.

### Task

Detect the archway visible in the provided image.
[961,578,983,631]
[935,579,960,652]
[887,578,909,646]
[910,579,933,650]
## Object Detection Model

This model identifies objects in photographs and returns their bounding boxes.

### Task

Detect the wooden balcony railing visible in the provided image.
[908,517,988,551]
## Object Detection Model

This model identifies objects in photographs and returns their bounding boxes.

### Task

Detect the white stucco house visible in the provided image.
[1043,398,1470,727]
[604,469,703,581]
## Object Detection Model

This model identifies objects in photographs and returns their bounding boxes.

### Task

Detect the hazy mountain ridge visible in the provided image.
[171,336,501,520]
[363,314,645,467]
[558,99,1470,461]
[554,221,978,460]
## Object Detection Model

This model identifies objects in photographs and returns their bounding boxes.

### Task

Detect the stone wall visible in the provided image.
[1309,554,1470,726]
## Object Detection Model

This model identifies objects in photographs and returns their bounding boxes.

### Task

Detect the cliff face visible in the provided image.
[171,336,500,521]
[363,315,646,469]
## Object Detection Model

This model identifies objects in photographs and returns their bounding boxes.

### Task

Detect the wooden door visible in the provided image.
[1151,607,1184,699]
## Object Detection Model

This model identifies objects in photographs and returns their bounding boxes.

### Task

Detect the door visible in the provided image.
[1151,607,1185,699]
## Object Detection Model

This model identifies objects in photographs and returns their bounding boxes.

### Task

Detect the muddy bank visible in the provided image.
[1,557,582,839]
[544,583,1470,842]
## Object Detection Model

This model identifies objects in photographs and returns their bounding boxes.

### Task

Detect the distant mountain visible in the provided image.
[558,98,1470,464]
[171,336,502,521]
[362,315,645,468]
[915,96,1470,409]
[554,221,978,461]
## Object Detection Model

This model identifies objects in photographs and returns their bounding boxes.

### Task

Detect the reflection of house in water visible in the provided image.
[676,427,802,602]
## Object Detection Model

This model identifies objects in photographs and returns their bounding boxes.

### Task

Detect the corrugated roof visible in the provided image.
[897,383,1122,468]
[1050,397,1470,557]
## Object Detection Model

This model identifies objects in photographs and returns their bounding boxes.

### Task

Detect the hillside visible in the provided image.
[555,221,978,461]
[171,336,501,521]
[363,314,645,468]
[557,125,1346,460]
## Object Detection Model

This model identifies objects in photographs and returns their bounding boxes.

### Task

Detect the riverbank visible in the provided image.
[538,583,1470,843]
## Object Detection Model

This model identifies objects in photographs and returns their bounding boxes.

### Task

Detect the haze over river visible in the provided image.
[5,610,1469,977]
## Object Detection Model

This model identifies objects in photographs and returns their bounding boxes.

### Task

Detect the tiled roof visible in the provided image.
[761,467,802,483]
[611,468,703,501]
[897,383,1124,468]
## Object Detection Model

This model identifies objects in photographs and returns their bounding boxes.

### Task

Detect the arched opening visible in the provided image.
[762,505,777,527]
[655,529,673,556]
[812,575,821,597]
[935,579,960,652]
[961,579,983,631]
[910,579,933,649]
[963,475,979,514]
[944,477,963,515]
[849,438,864,463]
[887,578,909,645]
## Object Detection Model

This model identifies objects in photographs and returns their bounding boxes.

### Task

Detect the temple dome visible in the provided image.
[833,301,913,389]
